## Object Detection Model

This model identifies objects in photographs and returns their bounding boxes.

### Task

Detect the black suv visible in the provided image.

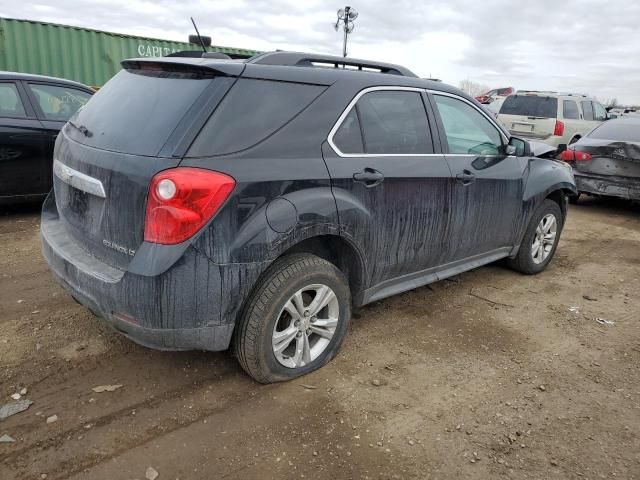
[0,72,93,203]
[41,52,576,383]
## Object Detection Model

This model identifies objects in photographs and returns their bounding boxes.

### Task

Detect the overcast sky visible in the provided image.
[2,0,639,104]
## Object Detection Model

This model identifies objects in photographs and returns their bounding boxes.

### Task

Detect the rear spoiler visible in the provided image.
[121,58,245,77]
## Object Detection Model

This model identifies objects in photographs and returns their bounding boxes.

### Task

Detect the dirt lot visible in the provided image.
[1,198,639,480]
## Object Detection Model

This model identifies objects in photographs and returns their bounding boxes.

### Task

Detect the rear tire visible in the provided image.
[508,199,563,275]
[234,253,351,383]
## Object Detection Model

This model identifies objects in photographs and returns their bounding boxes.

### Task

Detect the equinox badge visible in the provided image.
[103,239,136,257]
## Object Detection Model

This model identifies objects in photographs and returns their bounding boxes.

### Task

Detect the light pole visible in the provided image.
[334,6,358,57]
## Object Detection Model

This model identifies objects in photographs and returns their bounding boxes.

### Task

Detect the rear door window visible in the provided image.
[499,95,558,118]
[563,100,579,120]
[581,101,594,121]
[28,83,91,121]
[0,82,26,118]
[434,94,503,155]
[355,90,433,154]
[188,79,325,157]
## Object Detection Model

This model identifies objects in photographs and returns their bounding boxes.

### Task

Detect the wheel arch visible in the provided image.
[229,231,369,340]
[228,232,368,352]
[278,234,368,303]
[545,188,571,220]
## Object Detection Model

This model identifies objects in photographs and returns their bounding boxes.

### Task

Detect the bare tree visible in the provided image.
[458,79,491,98]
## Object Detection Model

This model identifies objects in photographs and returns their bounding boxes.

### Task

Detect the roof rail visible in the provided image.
[517,90,589,98]
[517,90,559,94]
[247,51,417,77]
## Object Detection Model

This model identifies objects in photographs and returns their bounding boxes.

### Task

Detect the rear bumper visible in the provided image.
[41,192,263,351]
[574,171,640,200]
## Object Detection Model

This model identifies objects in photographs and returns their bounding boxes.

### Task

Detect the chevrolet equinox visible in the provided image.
[41,52,577,383]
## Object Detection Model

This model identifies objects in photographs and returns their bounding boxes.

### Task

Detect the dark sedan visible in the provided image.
[562,118,640,202]
[0,72,93,204]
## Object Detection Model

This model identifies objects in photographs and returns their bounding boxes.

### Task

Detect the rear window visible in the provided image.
[187,79,325,157]
[589,121,640,142]
[69,69,215,156]
[500,95,558,118]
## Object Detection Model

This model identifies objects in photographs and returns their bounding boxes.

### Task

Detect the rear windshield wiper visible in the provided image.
[67,121,92,137]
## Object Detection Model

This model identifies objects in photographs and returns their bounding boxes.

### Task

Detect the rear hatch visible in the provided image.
[498,94,558,138]
[53,60,241,269]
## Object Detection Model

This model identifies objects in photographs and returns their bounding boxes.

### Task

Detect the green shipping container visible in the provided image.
[0,17,261,87]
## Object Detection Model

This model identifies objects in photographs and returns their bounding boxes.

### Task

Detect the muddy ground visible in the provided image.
[1,197,639,480]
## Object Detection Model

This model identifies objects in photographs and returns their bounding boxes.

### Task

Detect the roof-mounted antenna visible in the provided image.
[190,17,207,53]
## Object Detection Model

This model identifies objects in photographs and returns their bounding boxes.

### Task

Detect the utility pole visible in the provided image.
[334,6,358,57]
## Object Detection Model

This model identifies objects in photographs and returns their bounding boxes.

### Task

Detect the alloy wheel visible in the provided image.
[272,284,339,368]
[531,213,557,264]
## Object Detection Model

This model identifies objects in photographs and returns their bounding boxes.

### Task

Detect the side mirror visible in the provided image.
[507,136,530,157]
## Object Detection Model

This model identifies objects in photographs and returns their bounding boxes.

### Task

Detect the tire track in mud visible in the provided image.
[55,386,267,480]
[2,368,264,480]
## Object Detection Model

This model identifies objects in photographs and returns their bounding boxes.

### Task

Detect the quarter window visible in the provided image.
[28,84,91,121]
[581,101,594,121]
[0,83,26,118]
[434,94,503,155]
[563,100,579,120]
[189,78,325,157]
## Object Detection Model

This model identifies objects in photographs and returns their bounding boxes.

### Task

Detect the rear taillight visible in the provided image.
[144,168,235,245]
[554,120,565,136]
[561,149,592,162]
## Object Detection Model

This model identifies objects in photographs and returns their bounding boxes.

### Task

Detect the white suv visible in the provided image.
[497,92,610,147]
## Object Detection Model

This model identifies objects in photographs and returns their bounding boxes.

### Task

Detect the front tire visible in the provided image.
[508,199,563,275]
[234,253,351,383]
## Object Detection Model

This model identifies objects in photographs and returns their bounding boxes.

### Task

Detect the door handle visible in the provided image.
[456,170,476,185]
[353,168,384,188]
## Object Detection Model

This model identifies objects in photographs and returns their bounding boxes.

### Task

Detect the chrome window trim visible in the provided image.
[327,86,510,158]
[327,86,442,158]
[53,159,106,198]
